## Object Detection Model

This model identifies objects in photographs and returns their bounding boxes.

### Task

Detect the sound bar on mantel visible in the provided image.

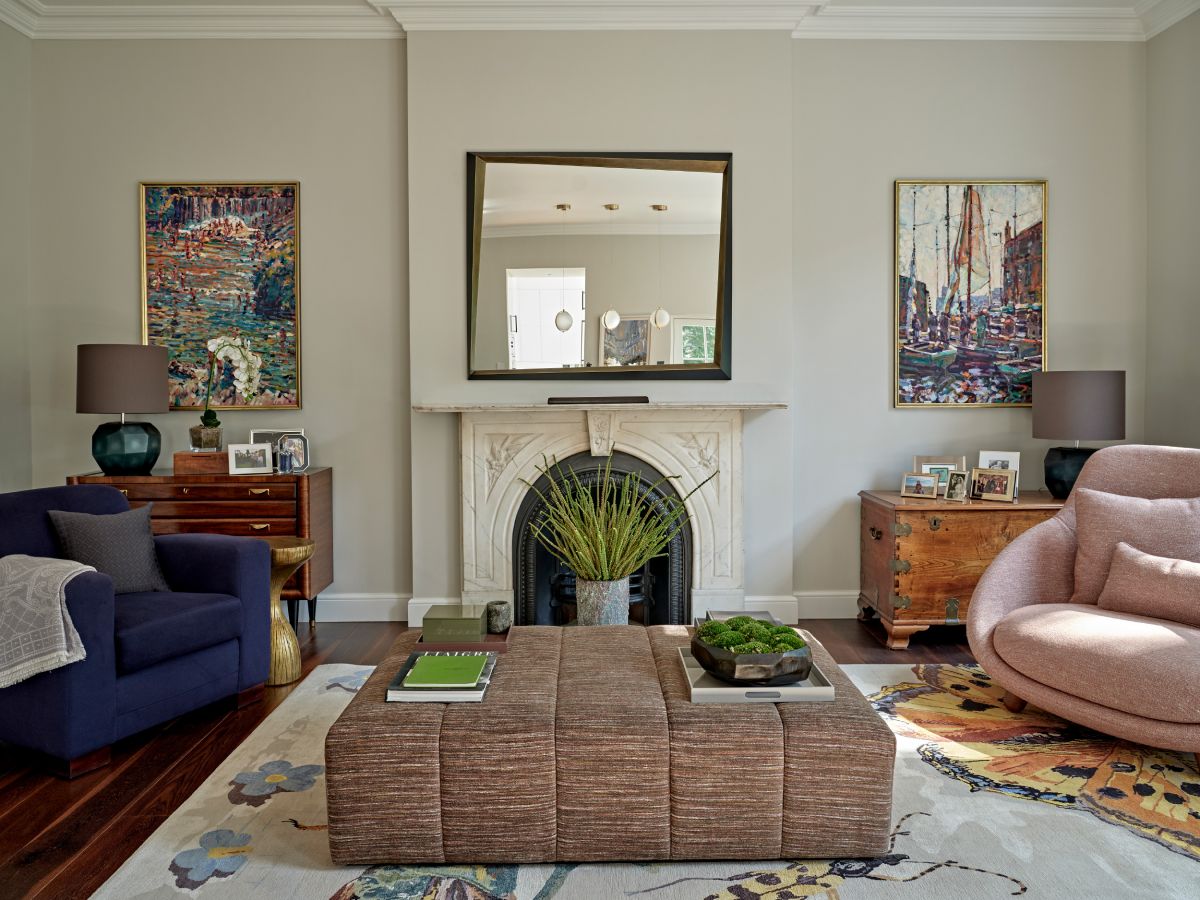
[546,396,650,405]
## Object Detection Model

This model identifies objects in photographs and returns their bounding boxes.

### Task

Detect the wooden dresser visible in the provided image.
[67,467,333,628]
[858,489,1063,649]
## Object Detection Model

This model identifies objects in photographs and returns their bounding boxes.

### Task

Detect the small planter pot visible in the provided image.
[575,577,630,626]
[189,425,223,451]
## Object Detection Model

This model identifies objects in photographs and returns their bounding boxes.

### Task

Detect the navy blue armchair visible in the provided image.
[0,485,270,776]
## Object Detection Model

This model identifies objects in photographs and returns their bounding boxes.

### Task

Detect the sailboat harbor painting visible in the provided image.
[141,182,300,409]
[895,180,1046,408]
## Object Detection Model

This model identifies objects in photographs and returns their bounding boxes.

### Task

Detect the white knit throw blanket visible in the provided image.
[0,554,96,689]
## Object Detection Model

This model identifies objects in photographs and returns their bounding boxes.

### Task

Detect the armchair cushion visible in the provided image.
[992,603,1200,724]
[48,504,169,594]
[115,591,242,673]
[1097,543,1200,628]
[1071,489,1200,605]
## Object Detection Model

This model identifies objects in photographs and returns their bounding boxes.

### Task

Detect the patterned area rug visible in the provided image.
[95,663,1200,899]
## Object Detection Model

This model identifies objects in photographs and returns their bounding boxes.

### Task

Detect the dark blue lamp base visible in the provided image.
[91,421,161,476]
[1043,446,1098,500]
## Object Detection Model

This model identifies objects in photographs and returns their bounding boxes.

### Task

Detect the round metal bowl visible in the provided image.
[690,634,813,686]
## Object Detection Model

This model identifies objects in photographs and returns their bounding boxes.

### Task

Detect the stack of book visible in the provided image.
[385,651,497,703]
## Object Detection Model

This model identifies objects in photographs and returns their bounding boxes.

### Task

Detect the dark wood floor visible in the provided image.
[0,619,973,899]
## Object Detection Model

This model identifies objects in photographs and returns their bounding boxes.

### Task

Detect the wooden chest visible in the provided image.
[858,489,1062,649]
[67,467,333,625]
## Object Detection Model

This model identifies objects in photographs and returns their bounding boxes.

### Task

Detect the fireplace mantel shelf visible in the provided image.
[413,400,788,413]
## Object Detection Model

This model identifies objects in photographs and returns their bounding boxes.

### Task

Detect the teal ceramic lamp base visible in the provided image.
[91,421,161,476]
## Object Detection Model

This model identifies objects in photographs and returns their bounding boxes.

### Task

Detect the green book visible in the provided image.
[403,653,488,688]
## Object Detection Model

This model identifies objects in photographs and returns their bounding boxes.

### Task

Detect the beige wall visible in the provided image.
[408,30,795,603]
[475,232,719,370]
[28,39,410,603]
[791,39,1148,595]
[0,23,33,492]
[1146,11,1200,448]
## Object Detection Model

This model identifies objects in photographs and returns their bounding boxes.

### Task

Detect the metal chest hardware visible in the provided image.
[892,521,912,537]
[890,559,911,574]
[891,594,912,609]
[945,597,960,622]
[928,516,943,531]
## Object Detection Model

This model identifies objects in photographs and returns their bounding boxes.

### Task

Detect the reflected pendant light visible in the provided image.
[601,203,621,331]
[651,203,671,329]
[554,203,573,332]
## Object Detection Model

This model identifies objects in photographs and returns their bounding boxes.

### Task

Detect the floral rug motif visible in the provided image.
[870,664,1200,862]
[94,663,1199,899]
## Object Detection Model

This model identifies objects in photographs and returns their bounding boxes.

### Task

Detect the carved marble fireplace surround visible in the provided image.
[412,401,785,621]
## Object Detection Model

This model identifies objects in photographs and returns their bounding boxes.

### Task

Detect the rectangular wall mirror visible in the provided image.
[467,152,731,380]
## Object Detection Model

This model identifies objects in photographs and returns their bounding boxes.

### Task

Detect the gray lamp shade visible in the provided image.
[1032,370,1126,441]
[76,344,169,414]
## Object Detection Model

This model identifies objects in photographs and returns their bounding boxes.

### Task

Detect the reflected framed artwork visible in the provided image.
[600,315,650,367]
[895,180,1046,408]
[141,182,301,410]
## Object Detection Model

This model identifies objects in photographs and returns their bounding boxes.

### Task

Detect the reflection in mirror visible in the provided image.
[468,154,731,379]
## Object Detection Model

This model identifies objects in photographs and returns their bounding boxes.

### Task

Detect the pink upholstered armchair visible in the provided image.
[967,444,1200,755]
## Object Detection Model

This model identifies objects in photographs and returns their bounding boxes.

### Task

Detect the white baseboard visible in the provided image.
[793,590,860,619]
[300,593,411,623]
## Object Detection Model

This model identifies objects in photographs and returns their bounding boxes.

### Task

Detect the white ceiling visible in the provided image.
[1,0,1196,40]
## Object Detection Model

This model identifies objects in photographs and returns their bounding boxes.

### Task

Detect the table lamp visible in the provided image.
[76,344,169,475]
[1032,370,1125,499]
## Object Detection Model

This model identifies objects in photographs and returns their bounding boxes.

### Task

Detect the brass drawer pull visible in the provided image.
[249,523,271,531]
[868,527,883,541]
[181,487,190,495]
[118,489,128,497]
[249,488,271,496]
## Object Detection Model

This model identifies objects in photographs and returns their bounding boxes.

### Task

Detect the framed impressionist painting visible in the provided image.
[894,180,1046,408]
[600,315,651,367]
[141,182,300,409]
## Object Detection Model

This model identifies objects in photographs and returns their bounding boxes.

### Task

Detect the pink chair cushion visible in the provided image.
[992,603,1200,724]
[1097,542,1200,628]
[1071,488,1200,605]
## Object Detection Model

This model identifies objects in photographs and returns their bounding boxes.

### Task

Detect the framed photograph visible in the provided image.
[599,315,650,367]
[971,467,1018,502]
[895,180,1046,408]
[228,442,274,476]
[900,471,940,499]
[277,432,310,472]
[978,450,1020,496]
[141,182,300,410]
[913,455,966,495]
[944,470,970,503]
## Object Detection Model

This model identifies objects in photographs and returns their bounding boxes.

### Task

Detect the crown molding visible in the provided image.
[1138,0,1200,37]
[0,0,405,39]
[372,1,819,31]
[792,4,1152,41]
[1,0,1195,40]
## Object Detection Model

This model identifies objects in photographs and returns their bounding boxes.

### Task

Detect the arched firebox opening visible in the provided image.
[511,450,692,626]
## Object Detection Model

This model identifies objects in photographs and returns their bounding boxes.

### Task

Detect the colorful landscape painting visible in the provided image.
[142,183,299,409]
[895,181,1045,407]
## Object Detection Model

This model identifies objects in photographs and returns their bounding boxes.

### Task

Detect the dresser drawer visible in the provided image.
[151,518,298,537]
[131,500,297,519]
[120,483,297,501]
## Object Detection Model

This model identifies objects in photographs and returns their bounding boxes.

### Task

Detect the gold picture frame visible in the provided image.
[971,467,1018,502]
[900,471,940,499]
[140,181,301,410]
[894,180,1047,409]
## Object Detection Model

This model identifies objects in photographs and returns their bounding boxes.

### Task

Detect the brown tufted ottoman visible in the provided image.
[325,625,894,864]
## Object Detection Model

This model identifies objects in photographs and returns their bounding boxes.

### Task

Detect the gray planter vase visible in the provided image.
[575,577,630,626]
[188,425,223,451]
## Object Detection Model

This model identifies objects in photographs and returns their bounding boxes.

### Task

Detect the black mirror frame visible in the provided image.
[466,151,732,380]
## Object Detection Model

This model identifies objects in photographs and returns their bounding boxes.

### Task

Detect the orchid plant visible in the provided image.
[199,335,263,427]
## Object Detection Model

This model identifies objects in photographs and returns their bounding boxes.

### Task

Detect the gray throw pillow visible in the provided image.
[48,504,170,594]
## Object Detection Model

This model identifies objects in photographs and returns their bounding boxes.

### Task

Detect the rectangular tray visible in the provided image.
[703,610,785,626]
[677,646,835,704]
[416,628,512,654]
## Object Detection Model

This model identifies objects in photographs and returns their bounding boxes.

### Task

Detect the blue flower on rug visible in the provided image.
[228,759,325,807]
[326,668,373,693]
[168,829,252,890]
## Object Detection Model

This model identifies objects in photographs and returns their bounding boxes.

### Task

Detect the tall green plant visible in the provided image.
[524,455,715,582]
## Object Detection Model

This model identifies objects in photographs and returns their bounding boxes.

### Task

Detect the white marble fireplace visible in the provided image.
[411,401,784,623]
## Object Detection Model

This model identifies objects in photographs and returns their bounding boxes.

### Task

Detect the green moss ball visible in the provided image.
[731,641,773,655]
[773,632,806,651]
[696,620,730,641]
[740,624,772,642]
[707,631,746,649]
[723,616,756,631]
[771,625,798,638]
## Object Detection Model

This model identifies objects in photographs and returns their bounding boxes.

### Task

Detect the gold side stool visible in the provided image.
[261,536,314,686]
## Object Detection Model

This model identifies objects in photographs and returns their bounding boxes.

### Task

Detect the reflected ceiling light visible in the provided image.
[602,202,621,331]
[554,203,573,332]
[651,204,671,329]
